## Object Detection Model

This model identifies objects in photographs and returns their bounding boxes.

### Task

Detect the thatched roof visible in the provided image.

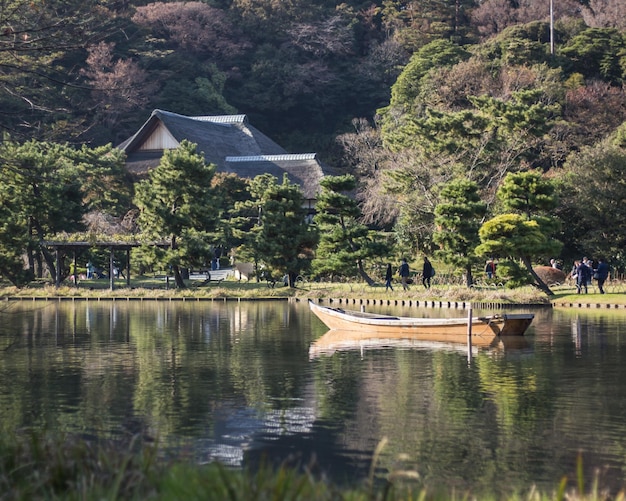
[224,154,332,200]
[118,110,336,199]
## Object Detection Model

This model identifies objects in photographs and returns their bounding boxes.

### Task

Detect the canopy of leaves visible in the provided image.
[497,171,558,217]
[312,174,387,280]
[559,27,626,83]
[0,139,130,283]
[0,0,127,140]
[476,213,560,262]
[386,39,471,112]
[243,174,316,283]
[554,135,626,263]
[134,140,219,285]
[433,179,486,282]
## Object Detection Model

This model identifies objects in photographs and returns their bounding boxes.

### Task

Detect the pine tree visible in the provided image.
[312,174,387,285]
[134,140,219,288]
[476,172,561,295]
[433,179,486,287]
[245,174,316,287]
[0,140,128,284]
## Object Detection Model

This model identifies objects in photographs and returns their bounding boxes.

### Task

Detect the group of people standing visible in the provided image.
[571,257,609,294]
[385,257,434,292]
[384,255,612,295]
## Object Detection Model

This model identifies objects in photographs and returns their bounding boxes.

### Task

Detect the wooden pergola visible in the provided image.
[43,241,141,290]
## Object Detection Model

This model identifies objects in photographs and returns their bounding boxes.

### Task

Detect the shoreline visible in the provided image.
[3,294,626,310]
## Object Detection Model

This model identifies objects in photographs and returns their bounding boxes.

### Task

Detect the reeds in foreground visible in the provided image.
[0,432,624,500]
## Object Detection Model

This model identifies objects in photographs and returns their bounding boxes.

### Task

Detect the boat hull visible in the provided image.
[308,301,534,344]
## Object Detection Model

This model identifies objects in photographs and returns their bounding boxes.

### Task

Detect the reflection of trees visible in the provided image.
[7,302,626,494]
[0,301,317,446]
[308,347,558,495]
[229,303,314,410]
[307,309,626,495]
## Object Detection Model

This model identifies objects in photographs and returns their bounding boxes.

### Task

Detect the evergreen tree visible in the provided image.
[0,190,30,286]
[312,174,387,284]
[560,27,626,84]
[244,174,316,287]
[134,140,219,288]
[0,140,128,284]
[213,173,253,257]
[476,172,561,295]
[433,179,486,287]
[555,132,626,265]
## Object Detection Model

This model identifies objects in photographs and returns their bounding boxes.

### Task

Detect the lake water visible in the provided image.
[1,299,626,497]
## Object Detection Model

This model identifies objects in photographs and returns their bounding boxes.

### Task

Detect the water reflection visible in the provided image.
[309,327,533,360]
[2,301,626,495]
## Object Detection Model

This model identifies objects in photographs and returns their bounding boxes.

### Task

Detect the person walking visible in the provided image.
[485,259,496,279]
[384,263,394,292]
[398,258,410,291]
[582,257,593,287]
[422,256,433,289]
[86,261,94,279]
[596,258,609,294]
[574,259,591,294]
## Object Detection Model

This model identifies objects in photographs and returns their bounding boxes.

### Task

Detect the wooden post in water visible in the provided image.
[467,303,473,364]
[109,247,115,291]
[73,250,78,288]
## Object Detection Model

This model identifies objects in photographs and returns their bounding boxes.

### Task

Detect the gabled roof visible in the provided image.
[119,109,287,170]
[118,110,337,199]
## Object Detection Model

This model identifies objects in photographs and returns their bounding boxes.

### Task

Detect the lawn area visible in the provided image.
[2,272,625,306]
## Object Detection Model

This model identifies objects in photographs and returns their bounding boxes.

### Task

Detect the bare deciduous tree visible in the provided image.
[81,42,155,131]
[471,0,583,37]
[287,15,355,57]
[132,2,250,59]
[562,80,626,147]
[336,118,399,226]
[582,0,626,29]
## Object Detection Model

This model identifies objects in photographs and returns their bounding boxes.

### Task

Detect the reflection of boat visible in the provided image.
[308,300,534,340]
[309,328,531,358]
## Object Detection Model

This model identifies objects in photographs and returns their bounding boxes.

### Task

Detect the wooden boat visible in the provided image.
[309,328,531,358]
[308,300,534,344]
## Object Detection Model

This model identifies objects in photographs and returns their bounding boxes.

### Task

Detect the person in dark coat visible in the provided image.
[422,256,433,289]
[384,263,394,292]
[574,259,591,294]
[485,259,496,279]
[398,258,410,291]
[596,258,610,294]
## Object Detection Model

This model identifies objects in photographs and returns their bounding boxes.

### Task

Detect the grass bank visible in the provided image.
[1,432,623,501]
[2,275,625,308]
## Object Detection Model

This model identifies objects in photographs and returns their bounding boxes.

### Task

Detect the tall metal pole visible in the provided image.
[550,0,554,55]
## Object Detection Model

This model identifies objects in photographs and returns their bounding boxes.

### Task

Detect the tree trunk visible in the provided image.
[35,251,43,278]
[356,259,376,286]
[40,246,57,284]
[522,255,554,296]
[288,271,297,288]
[465,264,474,287]
[172,264,186,288]
[27,219,35,276]
[170,235,186,288]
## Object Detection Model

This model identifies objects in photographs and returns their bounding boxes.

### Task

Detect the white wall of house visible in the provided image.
[138,123,179,150]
